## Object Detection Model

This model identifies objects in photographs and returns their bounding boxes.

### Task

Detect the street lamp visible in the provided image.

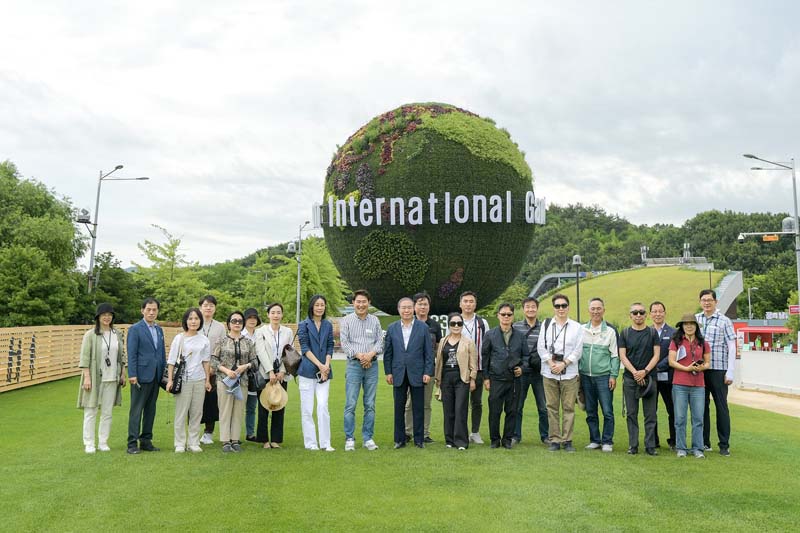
[289,221,311,324]
[744,154,799,306]
[79,165,150,293]
[748,286,759,320]
[572,254,583,323]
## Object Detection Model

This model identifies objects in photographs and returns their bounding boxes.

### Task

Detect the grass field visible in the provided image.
[2,365,798,532]
[537,266,727,328]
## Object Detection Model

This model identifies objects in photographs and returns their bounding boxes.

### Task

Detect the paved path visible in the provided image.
[729,387,800,419]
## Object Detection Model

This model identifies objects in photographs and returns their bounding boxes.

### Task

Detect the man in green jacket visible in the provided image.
[579,298,619,452]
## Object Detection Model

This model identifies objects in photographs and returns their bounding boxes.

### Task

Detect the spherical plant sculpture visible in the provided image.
[322,102,536,314]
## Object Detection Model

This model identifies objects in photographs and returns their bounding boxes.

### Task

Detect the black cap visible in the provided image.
[243,307,262,326]
[95,303,115,319]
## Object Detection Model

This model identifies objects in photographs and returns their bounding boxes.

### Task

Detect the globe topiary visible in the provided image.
[322,102,536,314]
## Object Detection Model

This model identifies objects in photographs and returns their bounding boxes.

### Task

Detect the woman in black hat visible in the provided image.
[77,303,127,454]
[242,307,262,442]
[668,313,711,459]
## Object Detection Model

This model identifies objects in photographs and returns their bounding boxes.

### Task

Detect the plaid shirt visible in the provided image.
[695,310,735,370]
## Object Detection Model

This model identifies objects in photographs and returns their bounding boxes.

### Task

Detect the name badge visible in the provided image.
[657,372,669,382]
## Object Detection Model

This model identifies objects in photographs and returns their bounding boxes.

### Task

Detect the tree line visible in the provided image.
[1,159,794,327]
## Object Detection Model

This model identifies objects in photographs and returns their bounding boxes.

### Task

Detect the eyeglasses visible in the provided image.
[498,313,513,317]
[630,310,646,316]
[229,318,243,324]
[700,298,715,303]
[449,321,463,327]
[553,303,569,309]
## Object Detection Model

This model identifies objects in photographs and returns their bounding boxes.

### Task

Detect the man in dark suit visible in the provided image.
[651,301,676,450]
[127,298,166,454]
[384,297,433,448]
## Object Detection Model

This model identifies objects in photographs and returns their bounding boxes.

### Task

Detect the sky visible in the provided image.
[2,0,799,268]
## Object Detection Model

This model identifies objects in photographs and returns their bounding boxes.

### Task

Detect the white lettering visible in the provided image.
[505,190,511,223]
[454,195,469,223]
[444,192,451,223]
[375,198,385,225]
[428,193,438,224]
[408,197,423,225]
[390,197,405,225]
[472,194,487,223]
[336,199,347,226]
[525,191,535,223]
[359,198,374,226]
[327,196,334,227]
[348,196,357,226]
[489,195,503,222]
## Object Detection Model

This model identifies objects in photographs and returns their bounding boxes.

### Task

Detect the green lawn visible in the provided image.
[1,365,798,531]
[538,266,727,328]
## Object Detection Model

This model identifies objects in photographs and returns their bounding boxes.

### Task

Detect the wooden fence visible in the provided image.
[0,321,338,394]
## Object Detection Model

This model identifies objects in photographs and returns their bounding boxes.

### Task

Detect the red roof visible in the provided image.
[737,326,790,334]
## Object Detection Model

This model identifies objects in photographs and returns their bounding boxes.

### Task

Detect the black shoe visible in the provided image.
[627,447,638,455]
[510,438,519,446]
[548,442,560,452]
[490,441,501,449]
[140,444,160,452]
[562,442,576,453]
[246,435,257,442]
[423,436,434,443]
[405,434,412,443]
[126,446,140,455]
[414,442,424,449]
[393,442,406,449]
[719,448,731,457]
[231,442,242,452]
[502,441,514,450]
[645,447,658,456]
[669,444,676,452]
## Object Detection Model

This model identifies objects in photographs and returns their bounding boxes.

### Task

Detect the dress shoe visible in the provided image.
[414,442,424,449]
[126,446,141,455]
[627,447,638,455]
[645,447,658,456]
[393,442,406,449]
[423,436,434,443]
[719,448,731,457]
[502,442,513,450]
[140,444,160,452]
[562,442,576,453]
[548,442,561,452]
[246,435,257,442]
[490,441,501,449]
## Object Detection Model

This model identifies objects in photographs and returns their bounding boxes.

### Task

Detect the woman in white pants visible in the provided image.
[77,303,127,454]
[167,307,212,453]
[296,295,335,451]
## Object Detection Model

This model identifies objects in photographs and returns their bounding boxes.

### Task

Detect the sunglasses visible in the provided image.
[229,318,243,324]
[630,310,646,316]
[498,312,514,317]
[449,321,464,327]
[553,303,569,309]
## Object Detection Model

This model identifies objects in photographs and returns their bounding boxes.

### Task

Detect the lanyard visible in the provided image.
[272,328,281,356]
[551,322,568,353]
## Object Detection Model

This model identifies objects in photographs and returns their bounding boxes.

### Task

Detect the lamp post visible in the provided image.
[293,221,311,325]
[572,254,583,323]
[744,154,799,306]
[748,286,759,320]
[79,165,150,293]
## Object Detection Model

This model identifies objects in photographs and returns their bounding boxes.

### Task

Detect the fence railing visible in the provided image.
[0,322,332,394]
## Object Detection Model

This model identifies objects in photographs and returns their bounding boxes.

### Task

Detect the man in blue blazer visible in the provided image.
[384,297,433,448]
[126,298,166,454]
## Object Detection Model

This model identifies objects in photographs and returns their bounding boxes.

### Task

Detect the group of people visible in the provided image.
[77,287,736,459]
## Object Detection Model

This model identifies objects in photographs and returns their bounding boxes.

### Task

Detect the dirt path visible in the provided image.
[729,387,800,419]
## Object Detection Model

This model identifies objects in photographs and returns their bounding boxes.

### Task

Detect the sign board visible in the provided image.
[762,234,780,242]
[790,305,800,315]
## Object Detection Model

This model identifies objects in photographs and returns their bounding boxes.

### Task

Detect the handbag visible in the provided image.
[281,344,301,377]
[160,336,186,394]
[247,355,267,392]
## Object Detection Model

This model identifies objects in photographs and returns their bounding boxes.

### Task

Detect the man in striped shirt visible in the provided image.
[341,289,384,451]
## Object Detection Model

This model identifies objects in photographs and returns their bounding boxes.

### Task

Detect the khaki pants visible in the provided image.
[82,381,117,447]
[217,386,246,443]
[405,379,433,438]
[543,376,579,444]
[174,379,206,448]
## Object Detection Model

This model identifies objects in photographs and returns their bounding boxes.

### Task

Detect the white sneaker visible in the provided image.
[84,445,96,454]
[585,442,601,450]
[324,446,335,452]
[458,446,466,450]
[469,432,484,444]
[175,447,185,453]
[602,444,613,453]
[363,439,378,450]
[345,439,356,451]
[200,433,214,445]
[307,446,319,451]
[188,446,203,453]
[98,444,111,452]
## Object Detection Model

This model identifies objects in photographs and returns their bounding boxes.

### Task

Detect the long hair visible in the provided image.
[307,294,328,320]
[93,314,116,335]
[671,322,705,350]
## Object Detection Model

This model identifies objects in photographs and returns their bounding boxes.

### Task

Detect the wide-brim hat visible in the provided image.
[675,312,699,329]
[243,307,262,326]
[95,302,115,320]
[260,381,288,412]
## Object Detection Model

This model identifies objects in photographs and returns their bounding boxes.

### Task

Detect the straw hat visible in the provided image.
[260,381,288,411]
[675,313,699,329]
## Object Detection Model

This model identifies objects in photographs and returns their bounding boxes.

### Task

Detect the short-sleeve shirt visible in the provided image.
[669,338,710,387]
[619,326,659,376]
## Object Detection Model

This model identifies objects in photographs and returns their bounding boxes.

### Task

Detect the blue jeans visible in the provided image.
[673,384,705,453]
[514,372,548,442]
[245,393,258,437]
[344,359,379,441]
[580,373,615,445]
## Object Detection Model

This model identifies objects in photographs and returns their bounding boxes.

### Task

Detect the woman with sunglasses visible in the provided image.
[434,312,478,450]
[211,311,257,452]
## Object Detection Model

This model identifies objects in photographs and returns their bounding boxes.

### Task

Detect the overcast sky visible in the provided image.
[2,0,798,268]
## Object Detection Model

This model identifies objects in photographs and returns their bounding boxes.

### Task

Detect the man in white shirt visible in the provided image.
[537,293,583,452]
[457,291,490,445]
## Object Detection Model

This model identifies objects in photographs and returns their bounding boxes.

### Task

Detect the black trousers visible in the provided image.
[441,371,470,448]
[394,372,424,445]
[256,381,287,443]
[623,374,658,449]
[488,377,519,446]
[655,380,676,447]
[128,380,159,448]
[703,369,731,450]
[469,370,484,433]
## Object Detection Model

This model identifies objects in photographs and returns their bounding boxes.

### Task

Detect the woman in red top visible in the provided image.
[668,313,711,458]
